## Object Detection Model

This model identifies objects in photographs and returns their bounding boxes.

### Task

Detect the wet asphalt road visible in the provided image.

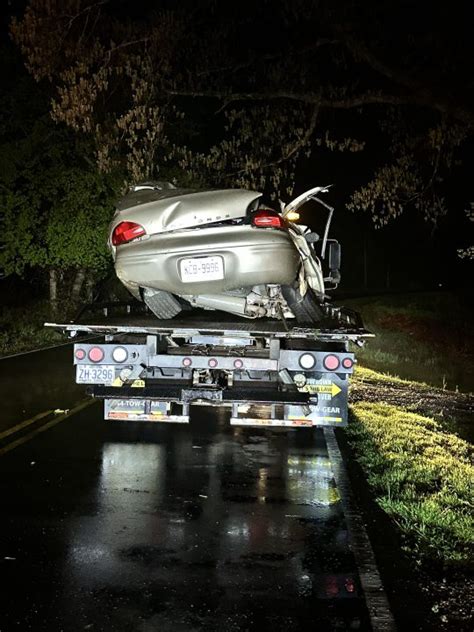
[0,346,372,632]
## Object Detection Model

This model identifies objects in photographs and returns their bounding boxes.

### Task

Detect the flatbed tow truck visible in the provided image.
[46,305,372,428]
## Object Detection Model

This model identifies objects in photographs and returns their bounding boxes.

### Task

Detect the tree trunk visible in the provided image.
[363,232,368,289]
[85,276,95,302]
[49,267,58,314]
[71,268,86,303]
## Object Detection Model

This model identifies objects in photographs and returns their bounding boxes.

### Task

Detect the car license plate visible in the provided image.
[180,256,224,282]
[76,365,115,384]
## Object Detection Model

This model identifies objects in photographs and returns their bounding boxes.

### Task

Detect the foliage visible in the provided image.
[347,401,474,565]
[457,204,474,259]
[0,301,65,357]
[344,293,474,392]
[0,148,119,277]
[10,0,474,225]
[0,48,121,287]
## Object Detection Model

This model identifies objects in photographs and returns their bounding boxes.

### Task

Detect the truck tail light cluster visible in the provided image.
[88,346,104,363]
[75,346,131,364]
[323,354,340,371]
[299,353,316,370]
[112,346,128,363]
[298,353,354,372]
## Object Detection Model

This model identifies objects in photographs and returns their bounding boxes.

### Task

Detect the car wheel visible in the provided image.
[143,288,182,319]
[282,285,325,324]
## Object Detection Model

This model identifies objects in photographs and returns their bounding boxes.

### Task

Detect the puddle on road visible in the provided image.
[50,417,372,630]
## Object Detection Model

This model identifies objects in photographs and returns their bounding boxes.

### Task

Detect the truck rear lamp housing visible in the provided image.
[299,353,316,370]
[88,346,105,363]
[182,357,192,367]
[112,346,128,363]
[208,358,218,368]
[233,359,244,369]
[342,357,354,369]
[323,354,340,371]
[75,348,86,361]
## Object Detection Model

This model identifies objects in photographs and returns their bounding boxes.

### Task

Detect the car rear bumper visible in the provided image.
[114,225,300,296]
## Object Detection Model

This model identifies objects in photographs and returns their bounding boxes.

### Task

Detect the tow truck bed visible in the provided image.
[46,306,371,341]
[46,306,372,428]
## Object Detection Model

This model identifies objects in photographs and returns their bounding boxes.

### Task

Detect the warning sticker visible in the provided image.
[292,375,349,426]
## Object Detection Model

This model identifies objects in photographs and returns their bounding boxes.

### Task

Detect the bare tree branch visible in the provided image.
[341,36,474,127]
[167,85,474,126]
[197,38,339,78]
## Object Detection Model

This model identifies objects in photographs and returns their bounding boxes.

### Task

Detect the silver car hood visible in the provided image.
[115,188,262,234]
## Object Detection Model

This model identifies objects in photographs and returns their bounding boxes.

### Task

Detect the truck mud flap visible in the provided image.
[104,399,189,423]
[230,374,348,427]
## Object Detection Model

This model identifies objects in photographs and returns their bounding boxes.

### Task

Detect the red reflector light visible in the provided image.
[342,357,354,369]
[88,346,104,363]
[251,210,283,228]
[234,359,243,369]
[344,577,356,593]
[112,221,146,246]
[323,354,340,371]
[182,357,192,367]
[75,348,86,360]
[208,358,218,368]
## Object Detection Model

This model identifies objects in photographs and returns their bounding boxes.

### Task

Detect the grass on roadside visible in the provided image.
[346,400,474,566]
[342,292,473,392]
[353,365,430,389]
[0,302,65,357]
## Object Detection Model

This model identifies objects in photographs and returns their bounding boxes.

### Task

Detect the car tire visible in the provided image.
[282,285,325,324]
[143,288,182,319]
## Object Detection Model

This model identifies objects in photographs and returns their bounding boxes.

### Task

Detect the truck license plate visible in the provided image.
[76,365,115,384]
[180,256,224,282]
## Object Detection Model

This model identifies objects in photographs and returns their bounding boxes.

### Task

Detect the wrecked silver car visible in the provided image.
[109,183,341,322]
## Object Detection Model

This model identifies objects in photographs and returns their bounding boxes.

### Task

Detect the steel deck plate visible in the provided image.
[46,313,373,341]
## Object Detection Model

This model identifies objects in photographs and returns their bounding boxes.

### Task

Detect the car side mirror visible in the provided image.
[328,241,341,271]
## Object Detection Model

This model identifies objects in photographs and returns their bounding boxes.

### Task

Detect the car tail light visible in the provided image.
[251,210,283,228]
[323,354,340,371]
[112,221,146,246]
[88,346,104,363]
[342,357,354,369]
[75,348,86,360]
